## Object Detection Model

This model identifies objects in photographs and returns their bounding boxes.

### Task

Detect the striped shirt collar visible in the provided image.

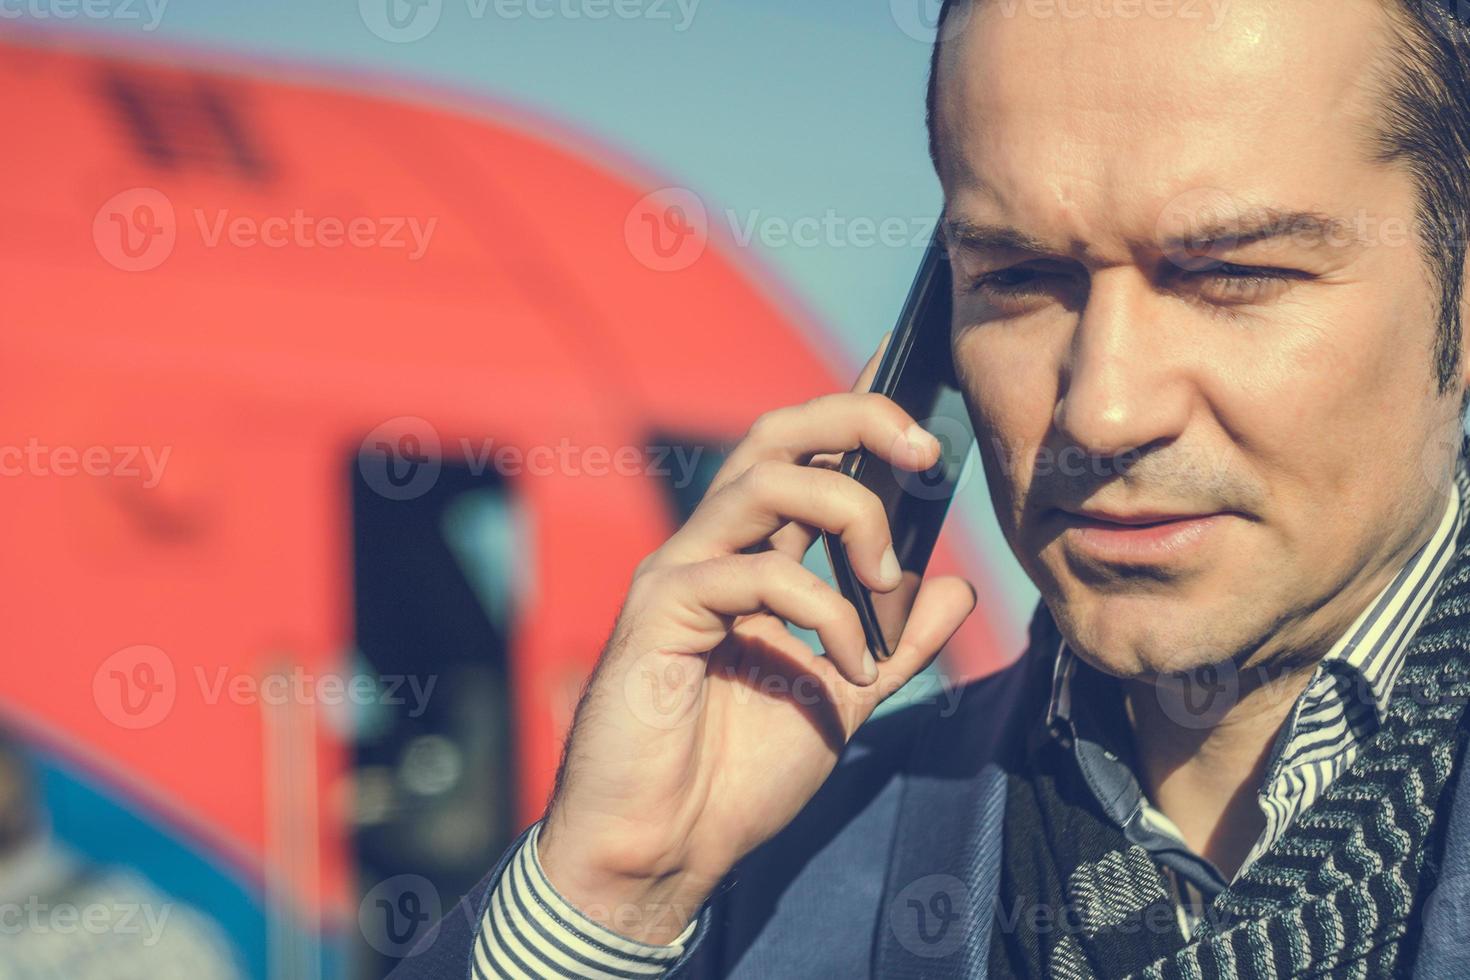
[1045,448,1470,736]
[1321,455,1470,720]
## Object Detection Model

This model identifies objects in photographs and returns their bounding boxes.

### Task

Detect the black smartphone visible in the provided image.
[820,229,977,661]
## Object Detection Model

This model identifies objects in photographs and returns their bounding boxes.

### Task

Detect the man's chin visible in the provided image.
[1052,595,1244,681]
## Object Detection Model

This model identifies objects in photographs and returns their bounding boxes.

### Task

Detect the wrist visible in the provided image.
[535,820,716,946]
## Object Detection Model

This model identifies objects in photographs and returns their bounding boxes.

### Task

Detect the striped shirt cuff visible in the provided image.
[472,821,699,980]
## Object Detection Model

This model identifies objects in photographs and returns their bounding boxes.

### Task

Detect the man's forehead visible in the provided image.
[932,0,1398,207]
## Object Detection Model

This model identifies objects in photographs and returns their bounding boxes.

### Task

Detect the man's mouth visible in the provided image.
[1049,508,1232,563]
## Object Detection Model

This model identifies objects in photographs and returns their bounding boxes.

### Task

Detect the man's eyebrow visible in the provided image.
[1157,206,1362,253]
[942,207,1363,258]
[941,217,1058,256]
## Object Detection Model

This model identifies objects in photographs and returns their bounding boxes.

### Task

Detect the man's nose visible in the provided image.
[1051,269,1193,461]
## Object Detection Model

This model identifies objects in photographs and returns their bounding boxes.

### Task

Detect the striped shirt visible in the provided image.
[472,454,1470,973]
[1045,453,1470,937]
[473,821,697,979]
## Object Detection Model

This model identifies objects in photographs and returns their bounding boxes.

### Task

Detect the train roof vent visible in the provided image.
[98,67,273,181]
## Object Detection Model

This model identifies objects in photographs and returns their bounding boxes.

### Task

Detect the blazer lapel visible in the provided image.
[871,632,1054,979]
[872,757,1008,978]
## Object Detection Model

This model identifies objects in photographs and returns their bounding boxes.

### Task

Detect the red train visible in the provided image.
[0,32,1012,975]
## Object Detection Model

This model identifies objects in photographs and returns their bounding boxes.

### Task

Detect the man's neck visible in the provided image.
[1121,666,1312,880]
[1116,472,1464,881]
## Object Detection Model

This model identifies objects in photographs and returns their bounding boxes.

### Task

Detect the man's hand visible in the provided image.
[537,336,978,944]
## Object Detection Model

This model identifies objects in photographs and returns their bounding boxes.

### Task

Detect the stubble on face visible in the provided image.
[934,0,1465,684]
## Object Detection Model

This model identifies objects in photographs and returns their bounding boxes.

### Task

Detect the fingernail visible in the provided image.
[862,650,879,683]
[905,423,940,460]
[880,546,902,588]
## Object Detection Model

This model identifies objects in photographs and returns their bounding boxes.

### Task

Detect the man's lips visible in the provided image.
[1061,509,1225,528]
[1047,508,1234,563]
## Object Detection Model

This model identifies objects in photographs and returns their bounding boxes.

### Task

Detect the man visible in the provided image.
[391,0,1470,976]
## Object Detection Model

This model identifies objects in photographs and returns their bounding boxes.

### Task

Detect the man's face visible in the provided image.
[935,0,1469,680]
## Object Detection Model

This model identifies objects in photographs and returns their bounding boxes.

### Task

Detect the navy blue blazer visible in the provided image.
[387,605,1470,979]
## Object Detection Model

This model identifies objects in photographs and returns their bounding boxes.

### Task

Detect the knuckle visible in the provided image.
[802,392,835,413]
[798,566,836,606]
[856,390,893,411]
[805,466,857,522]
[740,458,783,494]
[812,391,863,424]
[802,467,842,519]
[626,563,672,603]
[853,484,891,537]
[676,557,716,593]
[632,549,663,580]
[859,390,907,424]
[748,548,789,578]
[818,591,859,637]
[744,409,782,444]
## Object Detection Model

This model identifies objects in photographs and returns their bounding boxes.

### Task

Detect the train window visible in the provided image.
[348,452,517,977]
[645,431,727,527]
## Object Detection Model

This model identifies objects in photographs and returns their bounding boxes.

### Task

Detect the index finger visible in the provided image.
[807,331,893,473]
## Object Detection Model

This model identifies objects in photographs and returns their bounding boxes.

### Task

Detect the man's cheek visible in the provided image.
[975,429,1032,498]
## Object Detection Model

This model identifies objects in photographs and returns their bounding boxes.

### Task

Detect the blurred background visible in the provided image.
[0,2,1042,976]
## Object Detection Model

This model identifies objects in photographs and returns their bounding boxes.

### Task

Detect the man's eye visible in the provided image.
[970,266,1059,296]
[1183,261,1301,303]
